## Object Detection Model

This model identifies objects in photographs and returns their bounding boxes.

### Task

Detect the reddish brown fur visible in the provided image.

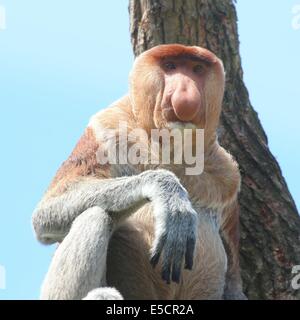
[147,44,218,65]
[47,127,110,198]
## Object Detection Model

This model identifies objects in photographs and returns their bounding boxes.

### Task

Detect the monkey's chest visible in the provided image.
[106,205,227,300]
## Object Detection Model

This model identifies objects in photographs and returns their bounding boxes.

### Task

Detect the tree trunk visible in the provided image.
[129,0,300,299]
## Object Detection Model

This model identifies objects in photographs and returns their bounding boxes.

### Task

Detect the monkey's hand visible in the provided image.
[141,170,197,284]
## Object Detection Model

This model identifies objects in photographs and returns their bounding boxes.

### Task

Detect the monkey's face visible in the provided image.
[130,44,225,136]
[159,57,207,128]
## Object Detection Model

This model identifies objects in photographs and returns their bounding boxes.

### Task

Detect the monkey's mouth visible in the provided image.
[166,121,197,130]
[162,106,200,125]
[162,106,184,122]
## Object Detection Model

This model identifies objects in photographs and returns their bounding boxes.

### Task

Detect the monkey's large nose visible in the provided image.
[171,79,201,122]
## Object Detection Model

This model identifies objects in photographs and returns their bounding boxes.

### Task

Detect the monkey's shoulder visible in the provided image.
[88,95,134,137]
[178,145,240,208]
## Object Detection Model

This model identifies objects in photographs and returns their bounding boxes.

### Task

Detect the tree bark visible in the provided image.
[129,0,300,299]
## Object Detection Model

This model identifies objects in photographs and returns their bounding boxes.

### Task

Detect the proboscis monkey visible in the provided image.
[32,44,246,300]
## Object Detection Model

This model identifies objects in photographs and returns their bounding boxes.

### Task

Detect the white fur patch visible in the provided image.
[83,287,123,300]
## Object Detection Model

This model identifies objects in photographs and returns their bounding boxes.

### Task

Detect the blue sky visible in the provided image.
[0,1,299,299]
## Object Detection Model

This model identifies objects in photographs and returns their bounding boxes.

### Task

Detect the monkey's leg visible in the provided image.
[221,202,247,300]
[40,207,122,300]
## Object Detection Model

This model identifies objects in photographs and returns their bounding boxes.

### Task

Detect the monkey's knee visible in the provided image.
[83,288,123,300]
[71,206,113,233]
[41,207,114,300]
[32,206,65,244]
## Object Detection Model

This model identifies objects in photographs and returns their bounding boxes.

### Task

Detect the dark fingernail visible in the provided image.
[185,237,195,270]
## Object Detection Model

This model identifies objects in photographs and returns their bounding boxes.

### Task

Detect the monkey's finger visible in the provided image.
[161,236,174,284]
[161,258,172,285]
[184,236,196,270]
[171,248,184,283]
[150,233,167,268]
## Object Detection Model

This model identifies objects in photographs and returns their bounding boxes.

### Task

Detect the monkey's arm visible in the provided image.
[32,169,197,283]
[220,201,247,299]
[33,174,150,244]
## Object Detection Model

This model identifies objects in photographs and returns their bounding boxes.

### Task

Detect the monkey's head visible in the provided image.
[130,44,225,142]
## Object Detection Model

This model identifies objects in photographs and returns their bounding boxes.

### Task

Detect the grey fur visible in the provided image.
[33,169,198,299]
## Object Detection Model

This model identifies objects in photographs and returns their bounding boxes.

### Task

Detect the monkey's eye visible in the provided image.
[164,61,177,70]
[193,64,205,74]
